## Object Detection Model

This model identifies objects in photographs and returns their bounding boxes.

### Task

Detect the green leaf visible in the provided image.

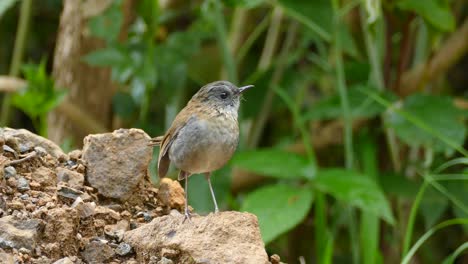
[385,94,466,155]
[420,187,449,228]
[380,172,420,199]
[87,0,123,42]
[0,0,17,18]
[302,85,394,121]
[315,168,394,224]
[11,60,67,118]
[222,0,265,8]
[397,0,455,32]
[231,149,315,180]
[277,0,332,41]
[241,184,314,244]
[447,181,468,233]
[82,47,128,66]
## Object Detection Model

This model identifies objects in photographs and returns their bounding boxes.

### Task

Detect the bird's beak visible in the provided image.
[238,85,254,93]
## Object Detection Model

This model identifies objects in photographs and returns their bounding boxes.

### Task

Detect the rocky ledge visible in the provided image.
[0,128,277,264]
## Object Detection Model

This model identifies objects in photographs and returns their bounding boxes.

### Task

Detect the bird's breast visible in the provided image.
[169,113,239,174]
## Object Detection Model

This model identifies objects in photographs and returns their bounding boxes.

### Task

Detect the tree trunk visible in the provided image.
[48,0,117,147]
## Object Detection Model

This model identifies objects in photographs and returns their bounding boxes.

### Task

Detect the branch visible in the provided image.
[400,17,468,96]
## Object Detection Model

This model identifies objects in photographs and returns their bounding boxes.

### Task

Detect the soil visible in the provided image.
[0,128,278,264]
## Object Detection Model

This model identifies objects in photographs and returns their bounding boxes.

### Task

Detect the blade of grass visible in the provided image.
[333,1,359,262]
[0,0,32,126]
[359,132,381,264]
[442,242,468,264]
[401,218,468,264]
[435,158,468,174]
[402,180,429,255]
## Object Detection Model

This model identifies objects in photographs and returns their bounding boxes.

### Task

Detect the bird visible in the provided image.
[149,80,253,221]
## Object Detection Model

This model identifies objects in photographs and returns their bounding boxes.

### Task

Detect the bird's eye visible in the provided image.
[220,92,228,99]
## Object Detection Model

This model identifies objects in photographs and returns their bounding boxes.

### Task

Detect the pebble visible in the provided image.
[4,166,16,179]
[157,257,174,264]
[115,242,132,256]
[19,144,30,153]
[19,194,29,200]
[17,177,30,191]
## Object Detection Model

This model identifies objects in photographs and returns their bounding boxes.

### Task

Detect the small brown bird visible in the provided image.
[149,81,253,221]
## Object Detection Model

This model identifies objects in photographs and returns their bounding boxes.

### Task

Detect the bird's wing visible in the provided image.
[157,106,196,178]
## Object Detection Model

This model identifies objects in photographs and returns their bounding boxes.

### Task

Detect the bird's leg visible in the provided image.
[181,171,192,223]
[205,172,219,213]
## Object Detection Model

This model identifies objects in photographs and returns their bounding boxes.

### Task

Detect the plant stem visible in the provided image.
[360,7,401,171]
[402,218,468,264]
[333,1,353,169]
[246,7,284,148]
[1,0,32,126]
[212,0,237,83]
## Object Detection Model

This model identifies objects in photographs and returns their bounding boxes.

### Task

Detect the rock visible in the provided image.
[4,166,16,179]
[81,240,114,264]
[0,248,15,264]
[32,167,56,188]
[71,198,96,218]
[0,215,43,250]
[82,129,152,200]
[104,220,129,242]
[17,177,30,191]
[67,150,82,161]
[124,211,269,264]
[270,254,281,264]
[3,128,65,159]
[56,167,84,188]
[52,257,74,264]
[57,185,90,201]
[157,178,185,209]
[94,206,121,222]
[115,242,132,256]
[43,208,79,257]
[157,257,173,264]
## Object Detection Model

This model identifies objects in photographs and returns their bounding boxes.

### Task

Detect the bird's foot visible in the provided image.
[182,208,192,223]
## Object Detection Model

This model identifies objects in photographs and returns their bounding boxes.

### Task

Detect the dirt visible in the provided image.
[0,128,279,264]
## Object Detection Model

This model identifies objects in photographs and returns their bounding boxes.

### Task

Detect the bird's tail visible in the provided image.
[148,136,164,146]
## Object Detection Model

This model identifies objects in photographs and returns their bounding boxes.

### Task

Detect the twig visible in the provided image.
[6,151,38,166]
[400,17,468,96]
[0,76,27,93]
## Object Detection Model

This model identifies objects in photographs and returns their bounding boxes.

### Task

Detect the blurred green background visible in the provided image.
[1,0,468,263]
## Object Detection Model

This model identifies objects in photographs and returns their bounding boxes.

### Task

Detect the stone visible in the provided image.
[43,208,79,257]
[56,167,84,188]
[57,185,87,201]
[52,257,74,264]
[17,177,30,192]
[115,242,132,256]
[82,129,152,200]
[4,166,16,179]
[157,257,173,264]
[3,128,65,159]
[0,215,43,250]
[0,248,15,264]
[67,150,82,160]
[71,198,96,218]
[270,254,281,264]
[32,167,56,188]
[124,211,269,264]
[104,220,129,242]
[81,240,114,264]
[157,178,185,209]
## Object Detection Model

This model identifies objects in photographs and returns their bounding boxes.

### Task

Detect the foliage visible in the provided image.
[11,60,66,136]
[1,0,467,263]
